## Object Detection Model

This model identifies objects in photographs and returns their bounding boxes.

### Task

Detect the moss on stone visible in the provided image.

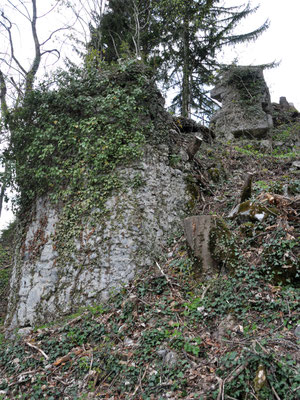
[236,200,279,221]
[208,167,220,182]
[239,222,255,237]
[184,175,199,211]
[209,216,239,273]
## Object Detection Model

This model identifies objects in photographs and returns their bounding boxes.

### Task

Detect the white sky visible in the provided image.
[223,0,300,109]
[1,0,300,230]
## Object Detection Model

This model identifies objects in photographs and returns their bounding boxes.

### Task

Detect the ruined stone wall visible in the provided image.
[6,145,191,332]
[210,66,273,139]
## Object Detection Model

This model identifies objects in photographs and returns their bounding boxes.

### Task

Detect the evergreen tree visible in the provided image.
[89,0,160,62]
[88,0,269,119]
[157,0,269,118]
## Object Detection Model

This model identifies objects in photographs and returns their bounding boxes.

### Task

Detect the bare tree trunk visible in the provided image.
[24,0,41,95]
[0,69,9,219]
[0,168,7,218]
[182,16,190,118]
[0,0,70,218]
[0,70,8,117]
[132,0,141,58]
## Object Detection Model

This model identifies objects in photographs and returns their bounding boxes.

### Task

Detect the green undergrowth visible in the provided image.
[0,222,15,327]
[232,119,300,159]
[0,230,299,399]
[196,131,300,218]
[272,121,300,142]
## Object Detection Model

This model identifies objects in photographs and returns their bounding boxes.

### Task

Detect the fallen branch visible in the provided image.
[216,362,249,399]
[62,311,88,328]
[226,362,249,384]
[26,341,49,360]
[271,385,282,400]
[201,284,211,301]
[131,367,148,397]
[53,347,85,366]
[216,376,224,400]
[155,261,175,289]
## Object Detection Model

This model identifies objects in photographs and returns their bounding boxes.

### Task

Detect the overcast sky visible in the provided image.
[1,0,300,230]
[224,0,300,109]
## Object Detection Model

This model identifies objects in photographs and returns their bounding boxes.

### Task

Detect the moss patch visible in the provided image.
[209,216,239,273]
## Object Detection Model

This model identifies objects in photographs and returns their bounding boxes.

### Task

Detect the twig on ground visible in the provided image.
[271,385,282,400]
[201,284,211,301]
[250,391,260,400]
[216,376,224,400]
[25,341,49,360]
[292,385,300,393]
[226,363,249,384]
[255,339,270,355]
[156,261,175,289]
[89,353,94,374]
[62,311,88,328]
[131,367,148,397]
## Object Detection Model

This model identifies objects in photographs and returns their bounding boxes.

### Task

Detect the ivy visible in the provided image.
[5,61,162,216]
[0,61,170,264]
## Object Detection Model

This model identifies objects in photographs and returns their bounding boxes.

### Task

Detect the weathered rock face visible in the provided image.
[210,66,273,140]
[5,145,191,332]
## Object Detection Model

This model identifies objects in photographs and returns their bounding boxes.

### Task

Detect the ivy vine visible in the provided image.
[4,60,165,219]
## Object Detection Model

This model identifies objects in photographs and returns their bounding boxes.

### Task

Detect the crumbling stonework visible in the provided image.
[271,96,300,127]
[5,145,191,332]
[210,66,273,139]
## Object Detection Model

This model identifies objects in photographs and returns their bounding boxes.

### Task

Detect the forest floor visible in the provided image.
[0,121,299,400]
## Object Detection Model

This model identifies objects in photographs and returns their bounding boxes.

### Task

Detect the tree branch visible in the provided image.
[0,12,27,75]
[7,0,31,21]
[41,49,61,62]
[38,2,59,19]
[41,26,72,46]
[24,0,41,95]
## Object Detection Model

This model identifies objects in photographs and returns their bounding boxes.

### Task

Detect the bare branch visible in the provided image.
[38,2,59,19]
[41,49,61,61]
[0,11,27,75]
[109,33,120,59]
[40,26,74,47]
[7,0,31,21]
[132,1,141,58]
[64,0,108,46]
[10,76,23,98]
[0,57,26,78]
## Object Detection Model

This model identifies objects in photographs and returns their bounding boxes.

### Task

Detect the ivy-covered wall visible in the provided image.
[4,61,191,332]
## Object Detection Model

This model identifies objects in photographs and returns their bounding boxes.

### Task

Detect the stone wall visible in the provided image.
[210,66,273,140]
[5,144,191,332]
